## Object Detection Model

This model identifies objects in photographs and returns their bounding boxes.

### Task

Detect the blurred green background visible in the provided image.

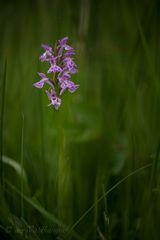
[0,0,160,239]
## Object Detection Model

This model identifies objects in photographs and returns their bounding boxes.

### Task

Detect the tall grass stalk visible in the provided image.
[0,60,6,186]
[20,113,24,219]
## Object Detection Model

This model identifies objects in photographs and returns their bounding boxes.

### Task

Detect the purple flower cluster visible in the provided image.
[33,37,79,110]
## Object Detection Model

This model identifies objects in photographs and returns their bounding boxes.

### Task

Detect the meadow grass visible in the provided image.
[0,1,160,239]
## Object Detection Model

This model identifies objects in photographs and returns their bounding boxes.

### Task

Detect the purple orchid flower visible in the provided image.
[33,72,49,88]
[64,50,75,57]
[58,37,68,46]
[58,37,73,51]
[63,57,78,74]
[57,37,74,57]
[46,90,61,110]
[48,65,62,73]
[60,80,79,95]
[58,72,70,83]
[39,44,52,62]
[33,37,79,110]
[49,55,57,65]
[41,44,52,52]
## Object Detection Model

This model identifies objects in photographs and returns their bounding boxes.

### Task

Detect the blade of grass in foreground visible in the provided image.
[2,155,28,183]
[21,113,24,219]
[66,163,152,237]
[0,60,7,185]
[4,180,84,240]
[150,139,160,192]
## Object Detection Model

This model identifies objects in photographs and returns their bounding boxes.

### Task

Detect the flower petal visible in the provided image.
[37,72,46,78]
[59,37,68,46]
[41,44,52,52]
[33,80,44,88]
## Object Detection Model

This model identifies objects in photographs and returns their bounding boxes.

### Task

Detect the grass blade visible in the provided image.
[0,60,7,185]
[67,164,152,236]
[21,113,24,219]
[5,180,84,240]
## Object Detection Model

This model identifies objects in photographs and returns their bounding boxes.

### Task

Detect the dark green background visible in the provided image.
[0,0,160,239]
